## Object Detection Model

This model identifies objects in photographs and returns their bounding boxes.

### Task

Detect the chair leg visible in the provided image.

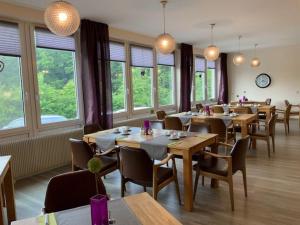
[228,178,234,211]
[267,138,271,158]
[271,135,275,153]
[143,186,146,192]
[202,176,205,186]
[284,123,288,136]
[193,169,201,200]
[242,169,247,198]
[174,176,181,205]
[121,176,125,197]
[153,184,158,200]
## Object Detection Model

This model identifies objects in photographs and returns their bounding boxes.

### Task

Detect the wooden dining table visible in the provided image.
[83,127,218,212]
[12,192,182,225]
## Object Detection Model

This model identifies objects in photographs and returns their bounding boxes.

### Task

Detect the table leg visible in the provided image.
[4,163,16,223]
[182,150,193,211]
[241,123,256,148]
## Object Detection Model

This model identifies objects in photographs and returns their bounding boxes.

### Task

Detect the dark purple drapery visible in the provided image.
[179,43,193,112]
[80,19,113,129]
[217,53,229,104]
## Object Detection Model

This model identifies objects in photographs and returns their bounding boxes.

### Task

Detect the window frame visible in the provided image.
[0,18,32,137]
[29,24,83,131]
[109,40,129,119]
[191,55,218,106]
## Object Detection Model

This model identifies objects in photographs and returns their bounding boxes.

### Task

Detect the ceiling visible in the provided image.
[2,0,300,52]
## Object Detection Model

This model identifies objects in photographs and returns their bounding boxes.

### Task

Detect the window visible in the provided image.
[157,52,175,106]
[207,61,216,100]
[194,57,205,102]
[130,46,154,110]
[192,57,217,104]
[109,42,126,113]
[34,28,79,125]
[0,22,25,131]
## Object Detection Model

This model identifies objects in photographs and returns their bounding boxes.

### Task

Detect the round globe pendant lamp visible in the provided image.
[155,0,176,54]
[204,24,220,61]
[251,44,261,67]
[44,0,80,36]
[233,35,245,65]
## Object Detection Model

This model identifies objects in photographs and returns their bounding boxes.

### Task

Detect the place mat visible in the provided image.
[140,135,182,160]
[175,113,200,124]
[96,127,141,151]
[38,213,57,225]
[55,199,141,225]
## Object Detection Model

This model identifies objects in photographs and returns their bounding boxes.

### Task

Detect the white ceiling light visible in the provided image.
[44,0,80,37]
[251,44,261,67]
[233,35,245,66]
[155,0,176,54]
[204,24,220,61]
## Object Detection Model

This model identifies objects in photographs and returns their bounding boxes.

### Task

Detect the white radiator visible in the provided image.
[0,129,82,180]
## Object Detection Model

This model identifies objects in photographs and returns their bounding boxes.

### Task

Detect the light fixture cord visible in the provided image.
[162,1,167,34]
[254,43,258,57]
[210,24,215,45]
[238,35,242,53]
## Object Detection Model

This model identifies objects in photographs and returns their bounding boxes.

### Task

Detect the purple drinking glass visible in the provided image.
[90,194,108,225]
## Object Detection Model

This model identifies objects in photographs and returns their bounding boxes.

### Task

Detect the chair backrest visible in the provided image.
[164,117,183,131]
[204,118,227,141]
[211,106,224,113]
[44,170,106,213]
[233,107,252,114]
[196,103,204,111]
[156,110,167,120]
[149,120,165,130]
[267,114,278,136]
[284,100,290,107]
[285,104,292,121]
[69,138,94,170]
[188,123,211,133]
[265,98,271,105]
[84,124,103,135]
[230,136,250,174]
[119,147,153,185]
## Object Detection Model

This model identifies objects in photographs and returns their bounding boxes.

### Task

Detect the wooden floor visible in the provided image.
[15,120,300,225]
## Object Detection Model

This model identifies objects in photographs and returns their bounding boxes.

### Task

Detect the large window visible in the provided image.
[0,22,25,131]
[157,52,175,106]
[34,28,79,125]
[109,42,126,113]
[192,56,217,104]
[130,46,154,110]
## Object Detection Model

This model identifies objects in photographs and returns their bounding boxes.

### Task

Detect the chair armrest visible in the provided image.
[203,151,232,161]
[217,142,234,148]
[275,109,285,113]
[96,146,119,156]
[154,154,175,168]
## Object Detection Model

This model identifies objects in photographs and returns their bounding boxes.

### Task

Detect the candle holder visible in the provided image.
[90,194,108,225]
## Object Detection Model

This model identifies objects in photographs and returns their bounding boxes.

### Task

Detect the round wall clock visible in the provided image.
[255,73,271,88]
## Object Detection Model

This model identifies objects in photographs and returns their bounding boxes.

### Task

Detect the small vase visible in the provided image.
[90,194,108,225]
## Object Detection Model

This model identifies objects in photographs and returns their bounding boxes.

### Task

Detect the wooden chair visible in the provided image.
[149,120,165,129]
[44,170,106,213]
[119,147,181,203]
[193,136,250,211]
[249,114,278,157]
[276,104,292,135]
[204,118,236,143]
[232,107,252,114]
[69,138,118,177]
[196,103,204,112]
[285,100,300,128]
[211,106,224,113]
[164,116,184,131]
[156,110,167,120]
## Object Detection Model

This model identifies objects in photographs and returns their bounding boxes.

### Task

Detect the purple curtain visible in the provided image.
[80,19,113,129]
[217,53,229,104]
[179,43,193,112]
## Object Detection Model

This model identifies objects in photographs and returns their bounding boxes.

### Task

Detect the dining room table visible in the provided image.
[11,192,182,225]
[83,127,219,212]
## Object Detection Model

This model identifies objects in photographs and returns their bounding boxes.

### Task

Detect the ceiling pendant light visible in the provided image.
[155,0,176,54]
[251,44,261,67]
[44,0,80,37]
[204,24,220,61]
[233,35,245,66]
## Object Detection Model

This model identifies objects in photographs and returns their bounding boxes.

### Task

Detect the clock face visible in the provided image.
[255,73,271,88]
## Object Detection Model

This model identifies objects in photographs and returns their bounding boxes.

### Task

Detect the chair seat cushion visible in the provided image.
[193,157,228,176]
[157,167,174,184]
[99,156,118,172]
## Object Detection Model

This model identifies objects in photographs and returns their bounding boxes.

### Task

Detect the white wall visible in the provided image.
[228,44,300,108]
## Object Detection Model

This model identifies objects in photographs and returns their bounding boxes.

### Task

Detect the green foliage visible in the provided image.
[158,65,174,106]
